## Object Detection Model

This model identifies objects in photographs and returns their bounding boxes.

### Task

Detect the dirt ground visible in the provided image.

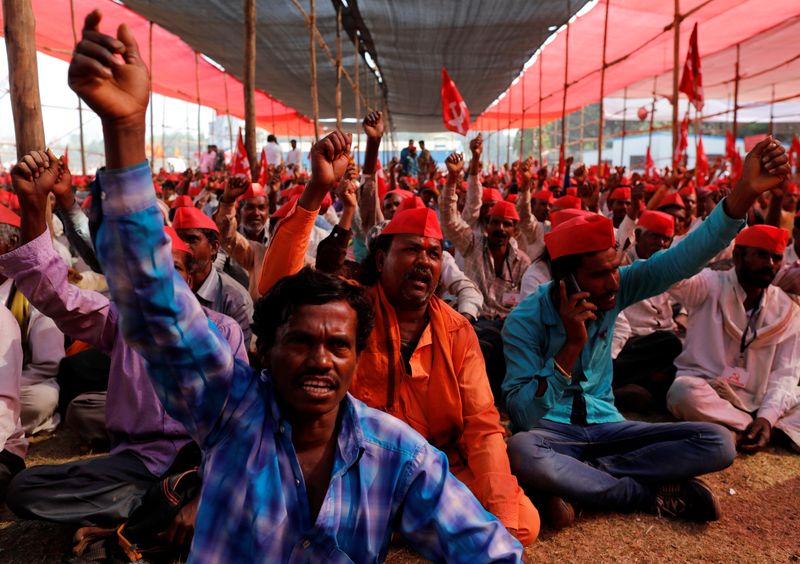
[0,429,798,563]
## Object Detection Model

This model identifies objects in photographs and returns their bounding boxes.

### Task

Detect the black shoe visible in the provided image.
[654,478,721,522]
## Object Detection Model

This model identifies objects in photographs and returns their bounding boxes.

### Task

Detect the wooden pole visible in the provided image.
[354,37,360,161]
[560,0,571,168]
[161,91,166,170]
[506,86,512,166]
[538,50,543,164]
[195,52,202,167]
[335,6,342,129]
[519,75,525,161]
[671,0,681,157]
[620,86,627,168]
[597,0,610,169]
[148,22,155,171]
[648,76,657,147]
[69,0,87,174]
[732,43,740,143]
[768,83,775,136]
[4,0,46,158]
[244,0,258,180]
[309,0,320,140]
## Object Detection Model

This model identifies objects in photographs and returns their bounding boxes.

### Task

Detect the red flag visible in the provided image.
[679,23,704,111]
[441,68,470,136]
[695,137,708,187]
[557,144,566,179]
[645,146,655,177]
[725,130,743,183]
[789,133,800,170]
[673,112,690,167]
[231,128,250,177]
[63,145,69,168]
[258,147,268,186]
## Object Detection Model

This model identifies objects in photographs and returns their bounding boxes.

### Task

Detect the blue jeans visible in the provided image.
[507,419,735,512]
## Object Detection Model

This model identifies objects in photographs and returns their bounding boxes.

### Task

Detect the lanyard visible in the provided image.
[739,296,762,355]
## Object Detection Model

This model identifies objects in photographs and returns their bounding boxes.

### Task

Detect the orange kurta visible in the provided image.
[259,201,539,543]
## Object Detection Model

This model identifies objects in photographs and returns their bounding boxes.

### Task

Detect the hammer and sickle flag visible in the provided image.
[441,68,470,136]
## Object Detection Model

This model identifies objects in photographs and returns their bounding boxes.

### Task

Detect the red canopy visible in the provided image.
[0,0,316,137]
[474,0,800,130]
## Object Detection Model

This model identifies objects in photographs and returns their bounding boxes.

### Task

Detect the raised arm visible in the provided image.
[258,131,352,295]
[357,111,384,232]
[441,153,478,255]
[215,174,256,270]
[69,10,238,445]
[461,134,483,226]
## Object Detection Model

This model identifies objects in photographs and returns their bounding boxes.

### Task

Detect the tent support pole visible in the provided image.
[519,75,525,161]
[195,52,202,166]
[620,86,627,169]
[148,22,155,171]
[223,73,234,153]
[506,86,512,166]
[560,0,571,171]
[335,6,342,130]
[354,38,360,164]
[69,0,87,174]
[768,84,775,136]
[161,87,166,170]
[244,0,258,179]
[597,0,610,169]
[732,43,740,143]
[309,0,320,140]
[671,0,681,158]
[538,50,543,164]
[648,76,657,148]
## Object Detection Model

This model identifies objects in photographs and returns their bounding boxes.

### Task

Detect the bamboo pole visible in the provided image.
[161,90,166,170]
[768,84,775,136]
[560,0,571,168]
[671,0,681,157]
[648,76,657,147]
[597,0,610,169]
[223,73,234,153]
[354,37,360,162]
[244,0,258,179]
[335,6,342,129]
[732,43,740,143]
[149,22,154,171]
[519,75,525,161]
[538,50,543,164]
[506,85,512,166]
[309,0,320,140]
[620,86,627,168]
[69,0,87,174]
[195,52,201,167]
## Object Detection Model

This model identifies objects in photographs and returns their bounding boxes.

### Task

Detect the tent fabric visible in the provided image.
[603,97,800,125]
[474,0,800,131]
[0,0,316,136]
[118,0,590,133]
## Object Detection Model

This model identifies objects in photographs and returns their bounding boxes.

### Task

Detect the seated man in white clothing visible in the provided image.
[667,225,800,453]
[0,206,64,435]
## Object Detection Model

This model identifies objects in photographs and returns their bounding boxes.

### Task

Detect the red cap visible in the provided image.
[0,204,21,228]
[549,208,593,229]
[238,182,267,202]
[0,191,12,206]
[384,189,414,202]
[656,192,685,210]
[165,226,193,256]
[785,182,799,195]
[382,207,443,240]
[637,210,675,238]
[172,206,219,233]
[482,188,503,203]
[506,193,518,203]
[734,225,789,254]
[565,187,578,196]
[552,195,582,210]
[398,195,426,212]
[188,184,202,197]
[280,184,305,200]
[489,200,520,222]
[545,214,615,260]
[533,190,554,203]
[170,195,194,209]
[273,195,299,219]
[679,183,696,198]
[644,183,658,193]
[609,187,631,202]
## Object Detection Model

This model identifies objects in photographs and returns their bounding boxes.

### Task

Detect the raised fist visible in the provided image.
[309,130,352,188]
[362,111,384,140]
[446,152,464,177]
[11,149,61,204]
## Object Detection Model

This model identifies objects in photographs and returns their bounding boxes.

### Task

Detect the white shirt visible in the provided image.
[265,142,283,166]
[619,246,677,336]
[520,258,551,300]
[286,147,303,168]
[670,268,800,424]
[199,150,217,173]
[0,304,28,459]
[440,251,484,319]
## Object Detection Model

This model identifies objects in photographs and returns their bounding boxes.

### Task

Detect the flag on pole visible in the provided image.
[679,23,704,111]
[441,68,470,135]
[231,128,250,177]
[673,112,689,167]
[789,133,800,171]
[258,147,268,186]
[645,146,655,177]
[63,146,69,168]
[725,130,743,183]
[695,137,709,187]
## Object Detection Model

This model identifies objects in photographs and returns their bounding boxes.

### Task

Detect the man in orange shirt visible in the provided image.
[258,124,539,544]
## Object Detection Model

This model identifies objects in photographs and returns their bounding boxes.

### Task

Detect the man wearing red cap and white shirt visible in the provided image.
[214,174,269,301]
[606,187,632,229]
[612,210,683,412]
[667,225,800,453]
[503,137,790,526]
[260,129,541,545]
[441,153,531,399]
[173,206,254,345]
[0,203,65,436]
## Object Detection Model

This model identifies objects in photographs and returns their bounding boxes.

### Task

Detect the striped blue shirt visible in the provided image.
[94,162,523,563]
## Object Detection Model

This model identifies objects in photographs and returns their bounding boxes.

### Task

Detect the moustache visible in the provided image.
[404,266,433,283]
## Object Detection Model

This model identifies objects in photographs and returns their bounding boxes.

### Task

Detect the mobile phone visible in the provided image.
[565,273,582,297]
